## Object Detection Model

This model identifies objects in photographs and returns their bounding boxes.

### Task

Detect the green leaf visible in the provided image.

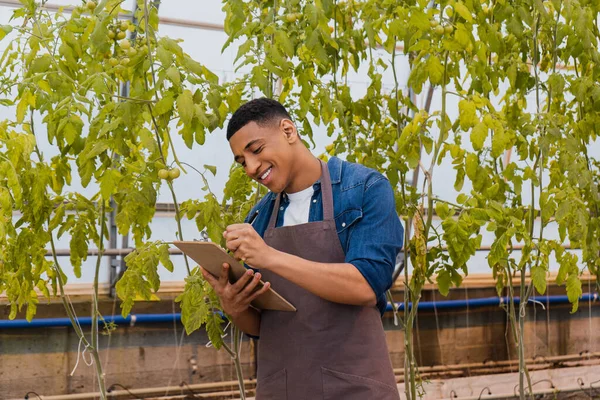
[435,201,450,219]
[436,270,452,296]
[275,30,294,57]
[453,2,473,23]
[204,164,217,176]
[426,55,444,85]
[566,274,582,313]
[100,169,122,199]
[166,66,181,86]
[0,25,13,41]
[154,94,175,116]
[458,100,478,130]
[530,265,547,294]
[465,153,478,180]
[470,123,487,151]
[176,90,194,125]
[90,17,109,51]
[158,243,174,272]
[410,9,430,31]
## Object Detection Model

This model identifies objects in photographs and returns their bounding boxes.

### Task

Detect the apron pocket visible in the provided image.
[256,368,287,400]
[321,367,399,400]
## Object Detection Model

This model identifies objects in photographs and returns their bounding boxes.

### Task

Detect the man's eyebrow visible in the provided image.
[234,139,263,163]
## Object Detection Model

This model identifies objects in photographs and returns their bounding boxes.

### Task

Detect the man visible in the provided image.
[201,98,403,399]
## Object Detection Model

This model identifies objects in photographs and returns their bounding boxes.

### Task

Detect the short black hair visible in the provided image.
[226,97,292,140]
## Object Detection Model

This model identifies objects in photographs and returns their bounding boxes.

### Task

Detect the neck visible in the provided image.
[284,150,322,194]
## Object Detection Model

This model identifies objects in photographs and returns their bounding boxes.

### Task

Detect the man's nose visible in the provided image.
[245,157,261,177]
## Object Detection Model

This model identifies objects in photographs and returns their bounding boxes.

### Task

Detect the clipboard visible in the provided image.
[173,241,296,312]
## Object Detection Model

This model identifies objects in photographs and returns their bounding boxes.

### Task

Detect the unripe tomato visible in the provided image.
[285,13,298,23]
[120,57,130,66]
[444,25,454,33]
[119,39,131,50]
[435,25,445,35]
[168,168,181,180]
[86,1,96,10]
[117,31,126,40]
[158,169,169,180]
[127,47,137,56]
[109,57,119,66]
[108,30,116,39]
[430,20,439,28]
[120,21,129,31]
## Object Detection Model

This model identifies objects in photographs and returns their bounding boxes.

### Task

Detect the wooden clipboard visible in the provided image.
[173,241,296,312]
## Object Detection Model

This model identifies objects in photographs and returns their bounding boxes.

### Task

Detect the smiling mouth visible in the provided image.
[258,167,272,181]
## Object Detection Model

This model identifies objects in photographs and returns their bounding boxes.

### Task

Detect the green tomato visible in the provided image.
[119,39,131,50]
[127,47,137,57]
[168,168,181,180]
[86,1,96,10]
[108,30,116,39]
[444,25,454,34]
[117,31,126,40]
[120,21,129,31]
[108,57,119,66]
[285,13,298,23]
[430,20,439,28]
[158,169,169,180]
[120,57,130,66]
[435,25,445,35]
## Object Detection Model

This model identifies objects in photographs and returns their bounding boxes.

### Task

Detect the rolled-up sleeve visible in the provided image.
[345,176,404,312]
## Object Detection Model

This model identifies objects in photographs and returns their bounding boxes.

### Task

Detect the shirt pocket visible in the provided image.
[334,208,362,234]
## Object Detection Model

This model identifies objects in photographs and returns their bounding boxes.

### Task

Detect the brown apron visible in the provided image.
[256,160,400,400]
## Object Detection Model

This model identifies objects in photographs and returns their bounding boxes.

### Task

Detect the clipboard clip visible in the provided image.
[193,230,210,242]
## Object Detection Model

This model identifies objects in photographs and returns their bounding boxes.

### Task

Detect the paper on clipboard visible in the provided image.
[173,241,296,312]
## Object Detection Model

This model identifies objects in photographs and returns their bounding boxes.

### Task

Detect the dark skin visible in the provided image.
[201,118,375,337]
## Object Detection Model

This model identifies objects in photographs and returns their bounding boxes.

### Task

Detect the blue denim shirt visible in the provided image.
[244,156,404,315]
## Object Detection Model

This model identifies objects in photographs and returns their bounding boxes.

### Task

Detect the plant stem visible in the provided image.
[403,246,411,400]
[166,180,191,275]
[91,203,108,400]
[49,230,90,346]
[234,326,246,400]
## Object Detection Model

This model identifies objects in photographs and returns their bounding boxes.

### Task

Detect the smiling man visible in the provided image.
[200,98,403,400]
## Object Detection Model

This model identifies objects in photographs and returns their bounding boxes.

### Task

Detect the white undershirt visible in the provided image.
[282,186,314,227]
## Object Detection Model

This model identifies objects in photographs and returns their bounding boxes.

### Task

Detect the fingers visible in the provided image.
[232,269,255,291]
[238,271,263,297]
[224,223,256,239]
[248,280,271,302]
[218,263,230,286]
[225,237,242,252]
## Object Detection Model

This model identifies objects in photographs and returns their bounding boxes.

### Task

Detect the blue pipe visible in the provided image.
[0,313,183,329]
[385,293,599,312]
[1,294,597,329]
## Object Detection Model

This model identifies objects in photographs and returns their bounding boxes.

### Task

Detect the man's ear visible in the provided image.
[280,119,298,144]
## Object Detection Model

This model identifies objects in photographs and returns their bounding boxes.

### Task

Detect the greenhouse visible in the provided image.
[0,0,599,399]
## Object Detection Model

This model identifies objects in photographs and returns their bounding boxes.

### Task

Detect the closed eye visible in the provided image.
[253,146,264,154]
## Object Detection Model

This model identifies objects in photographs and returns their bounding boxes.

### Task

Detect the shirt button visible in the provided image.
[280,206,284,210]
[312,199,317,203]
[342,222,346,227]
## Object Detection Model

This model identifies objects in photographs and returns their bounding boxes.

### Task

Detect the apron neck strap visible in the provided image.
[267,159,334,229]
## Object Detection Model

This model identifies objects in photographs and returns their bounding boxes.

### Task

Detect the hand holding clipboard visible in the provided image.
[173,240,295,312]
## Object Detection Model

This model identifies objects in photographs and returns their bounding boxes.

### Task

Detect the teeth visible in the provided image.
[260,168,271,180]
